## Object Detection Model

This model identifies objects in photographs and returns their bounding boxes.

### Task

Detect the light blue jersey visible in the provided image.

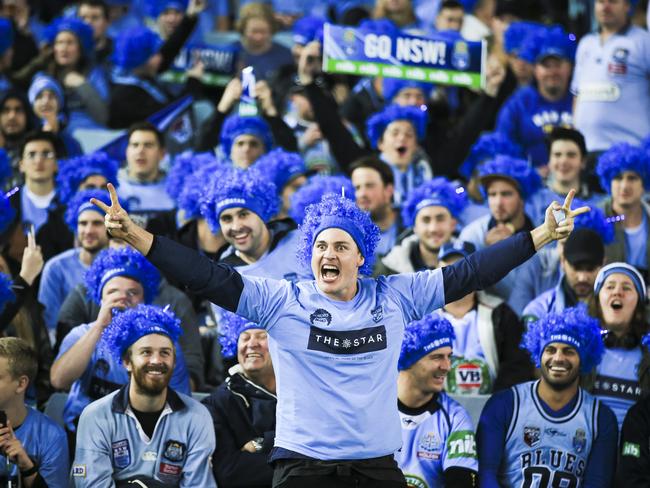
[508,246,560,316]
[57,322,191,431]
[73,385,216,487]
[501,381,600,487]
[624,212,648,271]
[20,186,54,232]
[236,270,446,460]
[117,172,175,217]
[396,392,477,488]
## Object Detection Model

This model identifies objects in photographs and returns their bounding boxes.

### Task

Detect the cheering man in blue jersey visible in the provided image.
[94,183,588,487]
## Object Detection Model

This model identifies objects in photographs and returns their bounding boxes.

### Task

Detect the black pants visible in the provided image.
[272,456,407,488]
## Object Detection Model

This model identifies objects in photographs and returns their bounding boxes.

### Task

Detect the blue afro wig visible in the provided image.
[298,193,380,276]
[521,304,604,374]
[382,78,432,104]
[56,152,119,205]
[113,26,162,71]
[366,104,427,150]
[478,155,542,200]
[293,15,325,45]
[401,178,468,227]
[519,25,576,64]
[253,148,307,192]
[178,163,231,220]
[504,21,545,55]
[85,247,161,305]
[641,133,650,155]
[220,115,274,160]
[596,142,650,193]
[0,149,10,187]
[45,16,94,58]
[100,304,183,362]
[145,0,188,17]
[289,175,355,225]
[64,189,114,233]
[572,199,615,245]
[460,132,524,179]
[217,310,262,358]
[0,272,15,314]
[200,168,279,233]
[166,151,219,201]
[0,18,13,57]
[399,313,455,371]
[0,191,16,235]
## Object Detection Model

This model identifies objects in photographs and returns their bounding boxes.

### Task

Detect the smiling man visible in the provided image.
[95,179,587,487]
[477,306,618,487]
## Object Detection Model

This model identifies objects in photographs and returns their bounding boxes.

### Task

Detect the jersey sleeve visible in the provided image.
[583,402,618,487]
[384,269,446,323]
[442,401,479,474]
[477,389,514,488]
[236,275,292,330]
[616,398,650,486]
[72,407,116,487]
[180,403,217,487]
[37,421,70,488]
[56,324,88,360]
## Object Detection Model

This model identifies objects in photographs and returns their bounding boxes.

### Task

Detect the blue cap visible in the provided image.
[399,314,455,371]
[292,16,325,45]
[519,25,576,64]
[28,74,64,108]
[594,262,646,301]
[438,241,476,262]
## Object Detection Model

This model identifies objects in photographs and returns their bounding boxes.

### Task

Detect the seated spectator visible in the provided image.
[50,247,191,443]
[77,0,113,68]
[375,177,466,275]
[55,150,119,205]
[253,148,307,219]
[586,263,650,429]
[373,0,419,30]
[396,314,478,485]
[202,311,276,487]
[0,90,35,174]
[0,336,68,487]
[503,21,544,87]
[434,0,464,32]
[218,114,275,168]
[150,0,187,40]
[596,143,650,281]
[437,241,533,393]
[72,305,216,487]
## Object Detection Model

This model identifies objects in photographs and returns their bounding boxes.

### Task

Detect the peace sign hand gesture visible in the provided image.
[19,225,43,286]
[533,189,590,250]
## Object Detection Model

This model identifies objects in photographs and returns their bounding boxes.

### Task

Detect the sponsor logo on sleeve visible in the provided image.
[622,442,641,458]
[72,465,86,477]
[112,439,131,469]
[446,430,477,459]
[308,325,387,354]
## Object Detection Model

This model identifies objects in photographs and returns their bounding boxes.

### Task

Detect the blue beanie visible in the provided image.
[521,304,605,374]
[113,26,162,71]
[85,247,161,305]
[200,168,279,233]
[519,25,576,64]
[572,200,615,245]
[178,163,231,220]
[0,190,16,235]
[101,304,183,362]
[594,262,646,301]
[460,132,524,179]
[220,115,274,159]
[478,155,542,200]
[0,272,15,315]
[0,149,10,188]
[504,21,545,56]
[382,78,432,104]
[217,310,262,358]
[45,17,94,58]
[166,151,220,201]
[0,18,14,57]
[401,178,467,227]
[298,193,380,276]
[28,74,64,108]
[596,142,650,192]
[399,314,455,371]
[289,175,355,225]
[146,0,188,17]
[366,104,427,150]
[253,148,307,192]
[292,16,325,45]
[56,152,120,205]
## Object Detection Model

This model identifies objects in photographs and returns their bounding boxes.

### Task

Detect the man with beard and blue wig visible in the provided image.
[477,305,618,487]
[396,313,478,487]
[95,181,588,487]
[72,305,216,487]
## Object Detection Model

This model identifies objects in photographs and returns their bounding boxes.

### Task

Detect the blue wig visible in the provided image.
[366,104,427,150]
[200,168,279,233]
[382,78,432,104]
[166,151,219,201]
[399,313,455,371]
[572,199,615,245]
[504,21,545,56]
[292,15,325,45]
[596,142,650,192]
[478,155,542,200]
[45,17,94,58]
[0,18,13,57]
[401,178,468,227]
[178,163,231,220]
[298,193,380,276]
[0,149,10,187]
[56,152,119,205]
[145,0,188,17]
[0,272,15,314]
[0,191,16,235]
[112,26,162,71]
[101,304,183,362]
[64,189,114,233]
[521,304,604,374]
[519,25,576,64]
[289,175,355,225]
[220,115,274,160]
[253,148,307,192]
[460,132,524,179]
[85,247,161,305]
[218,310,262,359]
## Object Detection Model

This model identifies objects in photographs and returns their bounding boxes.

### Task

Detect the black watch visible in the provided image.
[20,461,39,478]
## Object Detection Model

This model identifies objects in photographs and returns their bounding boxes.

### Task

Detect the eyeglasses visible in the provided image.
[23,151,56,161]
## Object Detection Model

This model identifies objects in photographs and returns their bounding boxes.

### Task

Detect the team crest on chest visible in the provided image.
[573,428,586,454]
[523,426,541,447]
[310,309,332,327]
[417,432,441,459]
[371,306,383,323]
[163,440,186,463]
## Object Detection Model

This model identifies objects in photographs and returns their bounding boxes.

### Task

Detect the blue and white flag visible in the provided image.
[160,43,238,87]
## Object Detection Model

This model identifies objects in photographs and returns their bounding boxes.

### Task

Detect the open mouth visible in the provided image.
[396,146,407,157]
[321,264,340,281]
[610,300,623,310]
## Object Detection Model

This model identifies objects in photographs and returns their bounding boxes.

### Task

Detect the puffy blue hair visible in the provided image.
[504,21,545,55]
[200,167,279,233]
[289,175,355,225]
[399,313,455,371]
[460,132,524,179]
[166,151,219,201]
[220,115,274,159]
[293,15,325,45]
[521,304,605,374]
[0,272,15,314]
[113,26,162,71]
[0,149,10,187]
[572,199,615,245]
[401,178,468,226]
[64,189,113,233]
[0,191,16,235]
[519,25,576,64]
[253,148,307,192]
[298,193,380,276]
[101,304,183,362]
[0,18,13,57]
[178,163,231,220]
[366,104,427,150]
[45,17,94,58]
[217,310,262,359]
[596,142,650,193]
[56,152,119,204]
[382,78,432,104]
[85,247,161,305]
[145,0,188,17]
[478,155,542,200]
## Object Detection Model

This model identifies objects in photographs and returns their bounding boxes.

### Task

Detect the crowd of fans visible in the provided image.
[1,0,650,486]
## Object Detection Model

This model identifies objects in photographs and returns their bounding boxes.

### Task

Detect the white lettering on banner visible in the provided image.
[364,34,392,60]
[396,37,447,65]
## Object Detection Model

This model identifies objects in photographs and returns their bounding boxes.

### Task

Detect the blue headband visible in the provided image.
[312,215,368,259]
[215,196,267,221]
[398,314,455,371]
